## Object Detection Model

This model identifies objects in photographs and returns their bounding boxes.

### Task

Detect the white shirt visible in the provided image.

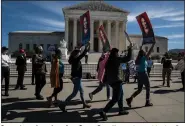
[2,54,11,67]
[175,59,184,73]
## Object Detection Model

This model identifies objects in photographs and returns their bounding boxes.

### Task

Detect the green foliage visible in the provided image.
[168,52,179,60]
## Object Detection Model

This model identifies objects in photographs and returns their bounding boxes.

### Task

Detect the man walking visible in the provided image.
[2,47,11,96]
[33,46,47,100]
[15,49,27,90]
[161,52,173,87]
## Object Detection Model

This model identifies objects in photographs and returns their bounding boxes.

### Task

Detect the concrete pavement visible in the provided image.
[1,76,184,122]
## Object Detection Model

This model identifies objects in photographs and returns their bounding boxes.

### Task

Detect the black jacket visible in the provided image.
[104,48,132,85]
[161,57,173,69]
[15,54,27,72]
[70,49,88,78]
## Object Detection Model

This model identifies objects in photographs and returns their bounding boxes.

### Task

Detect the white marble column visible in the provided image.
[65,17,69,49]
[115,21,119,49]
[90,20,94,52]
[107,20,111,46]
[99,20,103,52]
[73,19,77,49]
[123,21,127,50]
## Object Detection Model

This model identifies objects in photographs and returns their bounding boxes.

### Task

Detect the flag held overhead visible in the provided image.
[136,12,156,45]
[99,25,111,52]
[80,10,91,46]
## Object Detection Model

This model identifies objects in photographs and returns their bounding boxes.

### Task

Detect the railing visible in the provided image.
[9,63,180,77]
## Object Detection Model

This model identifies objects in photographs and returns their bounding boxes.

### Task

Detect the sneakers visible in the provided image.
[107,97,112,101]
[83,104,91,109]
[46,97,52,108]
[36,95,44,100]
[126,98,132,108]
[20,87,27,90]
[58,103,67,112]
[145,101,153,107]
[119,110,129,115]
[99,111,107,121]
[89,93,93,101]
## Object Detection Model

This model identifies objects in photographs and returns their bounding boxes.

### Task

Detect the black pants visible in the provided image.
[132,72,150,100]
[51,73,63,97]
[147,67,151,77]
[85,55,88,64]
[32,71,35,84]
[181,71,184,88]
[103,82,124,112]
[35,73,46,96]
[16,70,25,88]
[1,67,10,93]
[125,70,130,82]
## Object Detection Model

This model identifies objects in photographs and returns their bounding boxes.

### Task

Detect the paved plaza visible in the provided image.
[1,76,184,123]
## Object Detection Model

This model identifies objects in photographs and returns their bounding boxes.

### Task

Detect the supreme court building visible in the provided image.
[8,1,168,61]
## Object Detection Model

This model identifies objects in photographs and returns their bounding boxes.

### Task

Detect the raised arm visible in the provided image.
[119,47,132,63]
[77,43,90,60]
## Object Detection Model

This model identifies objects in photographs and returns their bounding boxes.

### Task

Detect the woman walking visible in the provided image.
[89,52,111,101]
[99,43,133,121]
[47,49,64,107]
[58,43,91,112]
[126,43,155,108]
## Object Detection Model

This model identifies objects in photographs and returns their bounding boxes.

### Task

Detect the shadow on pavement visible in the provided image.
[172,81,182,83]
[152,89,184,94]
[151,80,163,82]
[86,86,99,88]
[1,98,146,123]
[2,97,36,104]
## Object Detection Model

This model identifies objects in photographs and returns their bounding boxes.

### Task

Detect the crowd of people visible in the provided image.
[1,42,184,121]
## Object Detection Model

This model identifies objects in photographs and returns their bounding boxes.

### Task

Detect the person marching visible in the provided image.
[2,47,11,96]
[47,48,64,107]
[58,43,91,112]
[175,52,184,90]
[99,42,133,121]
[89,52,111,101]
[33,46,47,100]
[126,43,155,109]
[15,49,27,90]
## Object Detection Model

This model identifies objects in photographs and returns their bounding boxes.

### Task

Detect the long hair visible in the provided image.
[68,49,80,64]
[105,48,119,69]
[135,49,146,65]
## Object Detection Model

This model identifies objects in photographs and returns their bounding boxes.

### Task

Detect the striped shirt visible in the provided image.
[175,59,184,73]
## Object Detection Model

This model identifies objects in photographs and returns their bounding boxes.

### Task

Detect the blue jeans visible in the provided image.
[91,82,110,98]
[132,72,150,100]
[65,77,86,105]
[103,82,124,112]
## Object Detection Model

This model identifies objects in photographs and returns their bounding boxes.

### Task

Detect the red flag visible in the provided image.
[99,25,111,52]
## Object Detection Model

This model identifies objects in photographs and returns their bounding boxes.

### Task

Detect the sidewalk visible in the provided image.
[1,76,184,122]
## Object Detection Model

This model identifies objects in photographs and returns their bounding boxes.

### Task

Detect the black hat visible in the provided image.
[111,48,119,53]
[2,46,8,50]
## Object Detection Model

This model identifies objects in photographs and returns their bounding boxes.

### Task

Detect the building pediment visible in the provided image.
[63,1,129,14]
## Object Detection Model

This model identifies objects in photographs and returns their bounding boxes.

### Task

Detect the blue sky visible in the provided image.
[2,0,184,50]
